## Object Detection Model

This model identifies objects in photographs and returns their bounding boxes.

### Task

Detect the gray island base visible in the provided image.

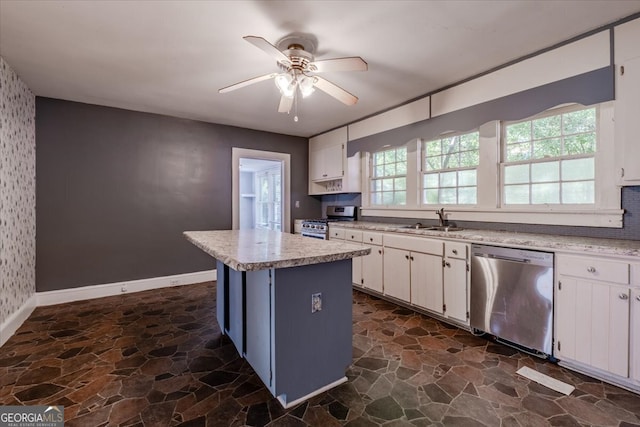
[184,230,370,408]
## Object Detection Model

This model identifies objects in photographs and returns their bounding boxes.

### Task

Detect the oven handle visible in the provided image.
[301,232,327,240]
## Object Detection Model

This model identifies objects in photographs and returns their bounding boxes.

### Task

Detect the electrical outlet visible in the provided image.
[311,293,322,313]
[121,284,127,293]
[295,200,300,208]
[170,279,180,286]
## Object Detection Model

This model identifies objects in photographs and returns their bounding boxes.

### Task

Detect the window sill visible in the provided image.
[360,206,624,228]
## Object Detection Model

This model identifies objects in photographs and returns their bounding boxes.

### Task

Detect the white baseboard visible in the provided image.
[0,294,37,347]
[37,269,216,307]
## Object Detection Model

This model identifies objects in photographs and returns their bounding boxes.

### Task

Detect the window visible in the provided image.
[256,167,282,231]
[502,106,596,205]
[370,146,407,205]
[422,131,479,204]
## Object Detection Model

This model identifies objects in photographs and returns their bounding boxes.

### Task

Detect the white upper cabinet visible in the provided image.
[615,18,640,184]
[308,127,361,195]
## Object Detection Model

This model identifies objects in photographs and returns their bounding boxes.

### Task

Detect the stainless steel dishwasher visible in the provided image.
[470,244,554,357]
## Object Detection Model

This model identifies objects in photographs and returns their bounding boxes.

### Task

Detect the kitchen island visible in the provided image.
[184,229,370,408]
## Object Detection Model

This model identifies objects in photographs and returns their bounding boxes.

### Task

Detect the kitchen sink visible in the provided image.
[425,226,463,232]
[399,224,431,229]
[399,224,463,232]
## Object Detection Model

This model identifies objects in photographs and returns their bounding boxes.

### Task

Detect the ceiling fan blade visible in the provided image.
[278,95,294,113]
[219,72,278,93]
[243,36,291,66]
[313,76,358,106]
[309,57,368,73]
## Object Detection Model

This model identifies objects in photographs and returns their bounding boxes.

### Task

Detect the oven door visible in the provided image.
[301,230,327,240]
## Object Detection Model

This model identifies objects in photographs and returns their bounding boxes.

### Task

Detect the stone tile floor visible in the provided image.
[1,281,639,426]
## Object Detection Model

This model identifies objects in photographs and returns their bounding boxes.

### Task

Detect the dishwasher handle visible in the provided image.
[474,252,532,264]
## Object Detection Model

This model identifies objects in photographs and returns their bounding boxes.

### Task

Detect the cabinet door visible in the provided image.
[362,245,383,293]
[310,144,344,181]
[411,252,443,314]
[352,245,363,286]
[617,56,640,183]
[383,247,411,302]
[309,145,324,181]
[632,288,640,382]
[322,144,344,180]
[556,276,630,377]
[443,257,468,323]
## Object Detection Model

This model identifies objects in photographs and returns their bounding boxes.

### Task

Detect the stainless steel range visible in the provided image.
[301,206,357,239]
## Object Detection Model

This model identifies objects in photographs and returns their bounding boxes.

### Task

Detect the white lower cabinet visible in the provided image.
[361,232,384,293]
[383,234,450,312]
[439,241,470,324]
[411,251,444,314]
[555,254,635,382]
[382,247,411,302]
[345,230,364,287]
[632,288,640,382]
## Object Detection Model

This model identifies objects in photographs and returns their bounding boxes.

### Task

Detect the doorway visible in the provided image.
[232,148,291,232]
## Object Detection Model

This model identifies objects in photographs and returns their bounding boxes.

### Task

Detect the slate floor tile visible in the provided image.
[1,281,639,426]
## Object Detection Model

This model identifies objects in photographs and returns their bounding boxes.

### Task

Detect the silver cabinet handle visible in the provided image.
[636,295,640,302]
[452,249,458,255]
[444,261,451,268]
[619,293,629,300]
[587,266,596,273]
[405,255,409,260]
[378,249,382,254]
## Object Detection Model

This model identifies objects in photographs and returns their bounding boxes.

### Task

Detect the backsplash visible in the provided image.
[322,187,640,240]
[0,57,36,327]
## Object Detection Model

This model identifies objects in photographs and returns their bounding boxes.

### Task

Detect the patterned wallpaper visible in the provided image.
[0,57,36,327]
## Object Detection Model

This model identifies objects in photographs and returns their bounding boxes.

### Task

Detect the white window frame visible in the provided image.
[501,104,597,207]
[369,145,409,207]
[361,102,622,227]
[421,130,480,206]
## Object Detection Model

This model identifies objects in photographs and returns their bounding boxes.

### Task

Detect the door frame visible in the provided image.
[232,148,291,232]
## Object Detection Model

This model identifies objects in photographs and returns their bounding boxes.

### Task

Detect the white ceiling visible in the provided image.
[1,1,639,138]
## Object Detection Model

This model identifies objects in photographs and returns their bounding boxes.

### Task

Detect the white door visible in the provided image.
[232,148,291,232]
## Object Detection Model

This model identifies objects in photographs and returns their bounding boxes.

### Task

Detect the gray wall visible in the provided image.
[36,97,320,292]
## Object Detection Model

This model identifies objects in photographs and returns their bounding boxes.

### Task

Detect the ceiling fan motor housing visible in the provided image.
[283,45,314,73]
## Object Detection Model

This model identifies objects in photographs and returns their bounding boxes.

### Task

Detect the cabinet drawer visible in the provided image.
[384,234,442,256]
[345,230,363,242]
[329,228,345,240]
[362,231,383,246]
[557,254,630,284]
[445,242,468,260]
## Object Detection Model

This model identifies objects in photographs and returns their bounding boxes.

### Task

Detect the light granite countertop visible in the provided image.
[330,221,640,258]
[184,229,371,271]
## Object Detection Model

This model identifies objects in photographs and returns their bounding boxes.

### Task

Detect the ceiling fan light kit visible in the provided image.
[219,34,367,121]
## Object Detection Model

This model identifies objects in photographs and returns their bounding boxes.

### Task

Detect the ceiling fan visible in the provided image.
[219,34,368,120]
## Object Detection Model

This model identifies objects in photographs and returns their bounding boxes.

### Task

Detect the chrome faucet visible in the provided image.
[436,208,446,226]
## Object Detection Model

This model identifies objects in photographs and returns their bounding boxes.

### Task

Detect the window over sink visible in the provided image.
[361,102,620,227]
[502,105,596,206]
